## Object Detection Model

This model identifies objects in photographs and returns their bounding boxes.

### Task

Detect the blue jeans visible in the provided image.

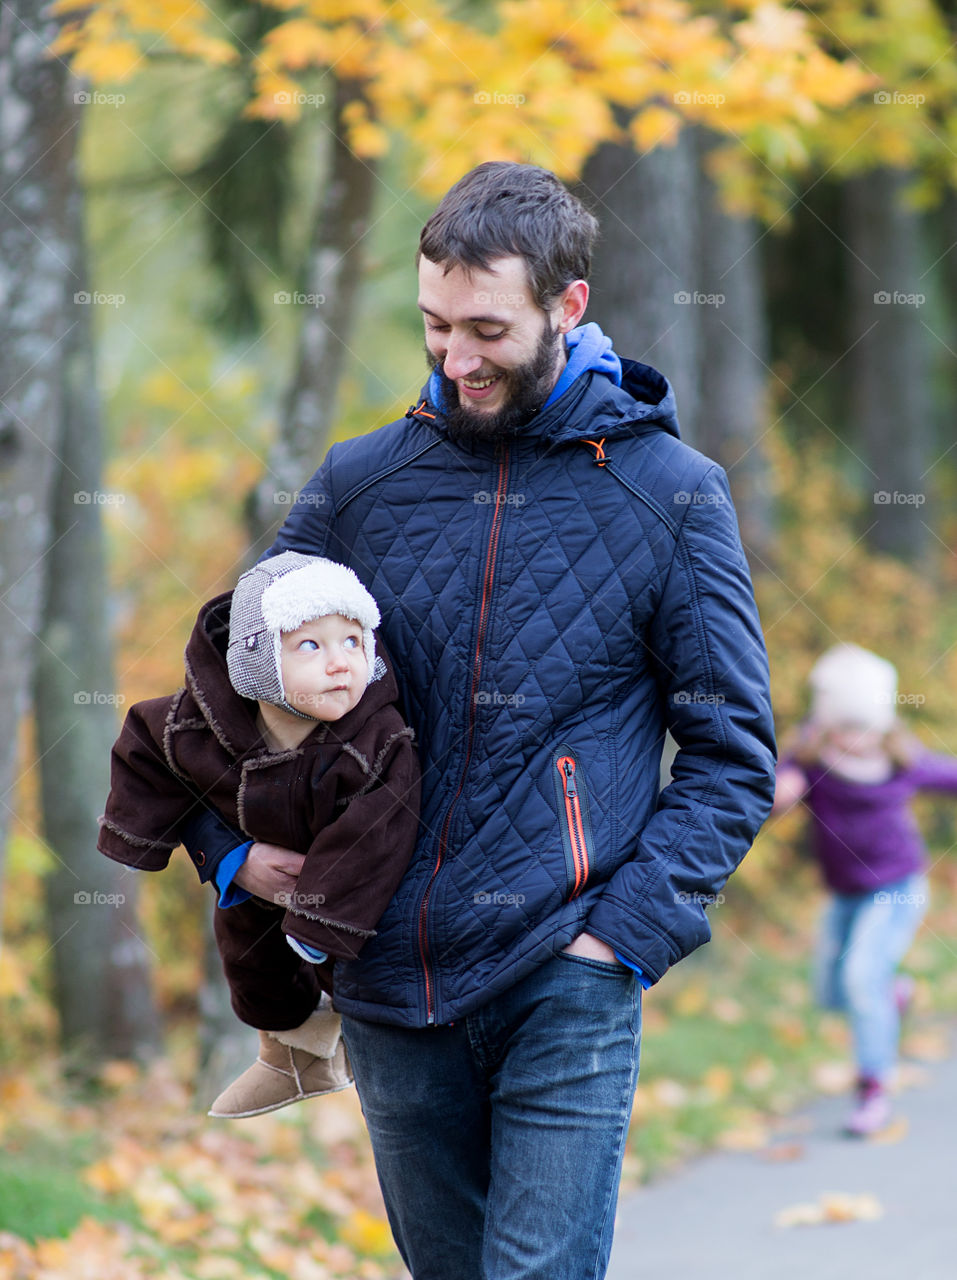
[815,872,928,1081]
[340,951,642,1280]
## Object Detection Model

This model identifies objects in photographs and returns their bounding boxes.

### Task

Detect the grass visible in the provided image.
[0,1133,138,1242]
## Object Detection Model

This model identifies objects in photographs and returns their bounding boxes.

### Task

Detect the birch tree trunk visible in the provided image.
[33,224,160,1062]
[245,78,379,553]
[575,126,702,444]
[0,1,76,928]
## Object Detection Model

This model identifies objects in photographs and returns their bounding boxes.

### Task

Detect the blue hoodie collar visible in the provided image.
[544,322,622,406]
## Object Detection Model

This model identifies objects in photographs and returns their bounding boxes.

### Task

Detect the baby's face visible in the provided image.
[279,613,368,721]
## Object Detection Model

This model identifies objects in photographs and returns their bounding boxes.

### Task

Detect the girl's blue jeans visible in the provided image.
[340,950,642,1280]
[815,872,928,1081]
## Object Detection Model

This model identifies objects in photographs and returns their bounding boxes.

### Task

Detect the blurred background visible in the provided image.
[2,1,957,1276]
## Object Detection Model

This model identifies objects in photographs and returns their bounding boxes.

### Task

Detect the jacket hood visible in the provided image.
[185,592,401,759]
[417,324,680,449]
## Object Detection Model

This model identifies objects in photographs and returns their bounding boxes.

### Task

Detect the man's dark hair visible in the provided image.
[417,162,599,312]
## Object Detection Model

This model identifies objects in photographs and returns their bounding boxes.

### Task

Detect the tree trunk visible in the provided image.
[0,1,74,925]
[33,212,161,1064]
[695,134,775,567]
[245,77,379,554]
[844,169,932,563]
[575,126,702,443]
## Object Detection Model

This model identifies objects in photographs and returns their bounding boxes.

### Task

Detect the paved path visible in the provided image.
[609,1034,957,1280]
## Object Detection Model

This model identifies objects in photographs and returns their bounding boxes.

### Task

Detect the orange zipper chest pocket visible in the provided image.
[553,747,595,900]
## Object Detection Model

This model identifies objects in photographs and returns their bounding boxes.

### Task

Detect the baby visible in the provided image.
[99,552,421,1117]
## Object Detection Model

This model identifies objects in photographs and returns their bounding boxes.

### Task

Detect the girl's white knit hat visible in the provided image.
[228,552,382,718]
[809,643,897,732]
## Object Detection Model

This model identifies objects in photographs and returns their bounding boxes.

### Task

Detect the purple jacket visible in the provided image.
[790,752,957,893]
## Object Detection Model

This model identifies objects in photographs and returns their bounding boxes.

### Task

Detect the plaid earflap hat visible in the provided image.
[227,552,383,719]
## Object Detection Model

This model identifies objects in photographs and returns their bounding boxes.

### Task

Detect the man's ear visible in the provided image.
[555,279,589,333]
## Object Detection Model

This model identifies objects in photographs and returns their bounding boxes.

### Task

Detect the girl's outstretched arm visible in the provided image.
[772,763,808,814]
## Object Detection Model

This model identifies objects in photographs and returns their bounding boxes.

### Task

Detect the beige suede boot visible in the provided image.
[208,1006,352,1119]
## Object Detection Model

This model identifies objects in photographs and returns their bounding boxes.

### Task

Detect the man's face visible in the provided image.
[278,614,368,722]
[418,255,566,442]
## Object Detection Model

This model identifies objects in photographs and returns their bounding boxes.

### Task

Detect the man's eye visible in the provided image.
[299,639,319,652]
[475,328,506,341]
[425,322,449,333]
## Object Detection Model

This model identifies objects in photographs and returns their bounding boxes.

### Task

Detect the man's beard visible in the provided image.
[425,321,564,444]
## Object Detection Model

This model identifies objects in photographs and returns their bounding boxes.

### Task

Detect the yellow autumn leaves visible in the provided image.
[50,0,883,205]
[0,1062,397,1280]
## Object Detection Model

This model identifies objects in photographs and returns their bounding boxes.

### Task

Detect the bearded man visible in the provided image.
[186,161,776,1280]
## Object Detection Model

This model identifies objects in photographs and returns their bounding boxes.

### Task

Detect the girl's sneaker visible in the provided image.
[845,1076,891,1137]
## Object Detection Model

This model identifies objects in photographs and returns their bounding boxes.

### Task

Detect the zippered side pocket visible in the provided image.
[553,745,595,900]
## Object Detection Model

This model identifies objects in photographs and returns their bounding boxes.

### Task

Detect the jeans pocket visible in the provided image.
[556,951,632,978]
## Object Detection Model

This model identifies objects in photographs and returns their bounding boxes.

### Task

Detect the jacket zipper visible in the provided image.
[417,449,510,1023]
[555,751,592,899]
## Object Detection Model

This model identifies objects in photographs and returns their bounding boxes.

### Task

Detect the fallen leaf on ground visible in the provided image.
[760,1142,805,1162]
[716,1119,770,1151]
[774,1192,883,1227]
[810,1060,855,1094]
[742,1056,775,1090]
[701,1065,734,1100]
[870,1117,909,1144]
[901,1029,949,1062]
[712,997,745,1024]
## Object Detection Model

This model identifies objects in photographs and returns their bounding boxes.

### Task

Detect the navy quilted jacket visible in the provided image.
[259,355,776,1028]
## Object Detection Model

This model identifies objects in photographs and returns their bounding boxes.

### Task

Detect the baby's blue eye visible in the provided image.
[299,639,319,652]
[344,635,360,649]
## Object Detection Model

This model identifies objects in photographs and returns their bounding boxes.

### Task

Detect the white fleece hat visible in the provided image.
[227,552,383,718]
[809,643,898,732]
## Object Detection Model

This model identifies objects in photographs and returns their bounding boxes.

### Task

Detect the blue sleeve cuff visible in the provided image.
[614,950,653,989]
[286,936,328,964]
[213,842,253,907]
